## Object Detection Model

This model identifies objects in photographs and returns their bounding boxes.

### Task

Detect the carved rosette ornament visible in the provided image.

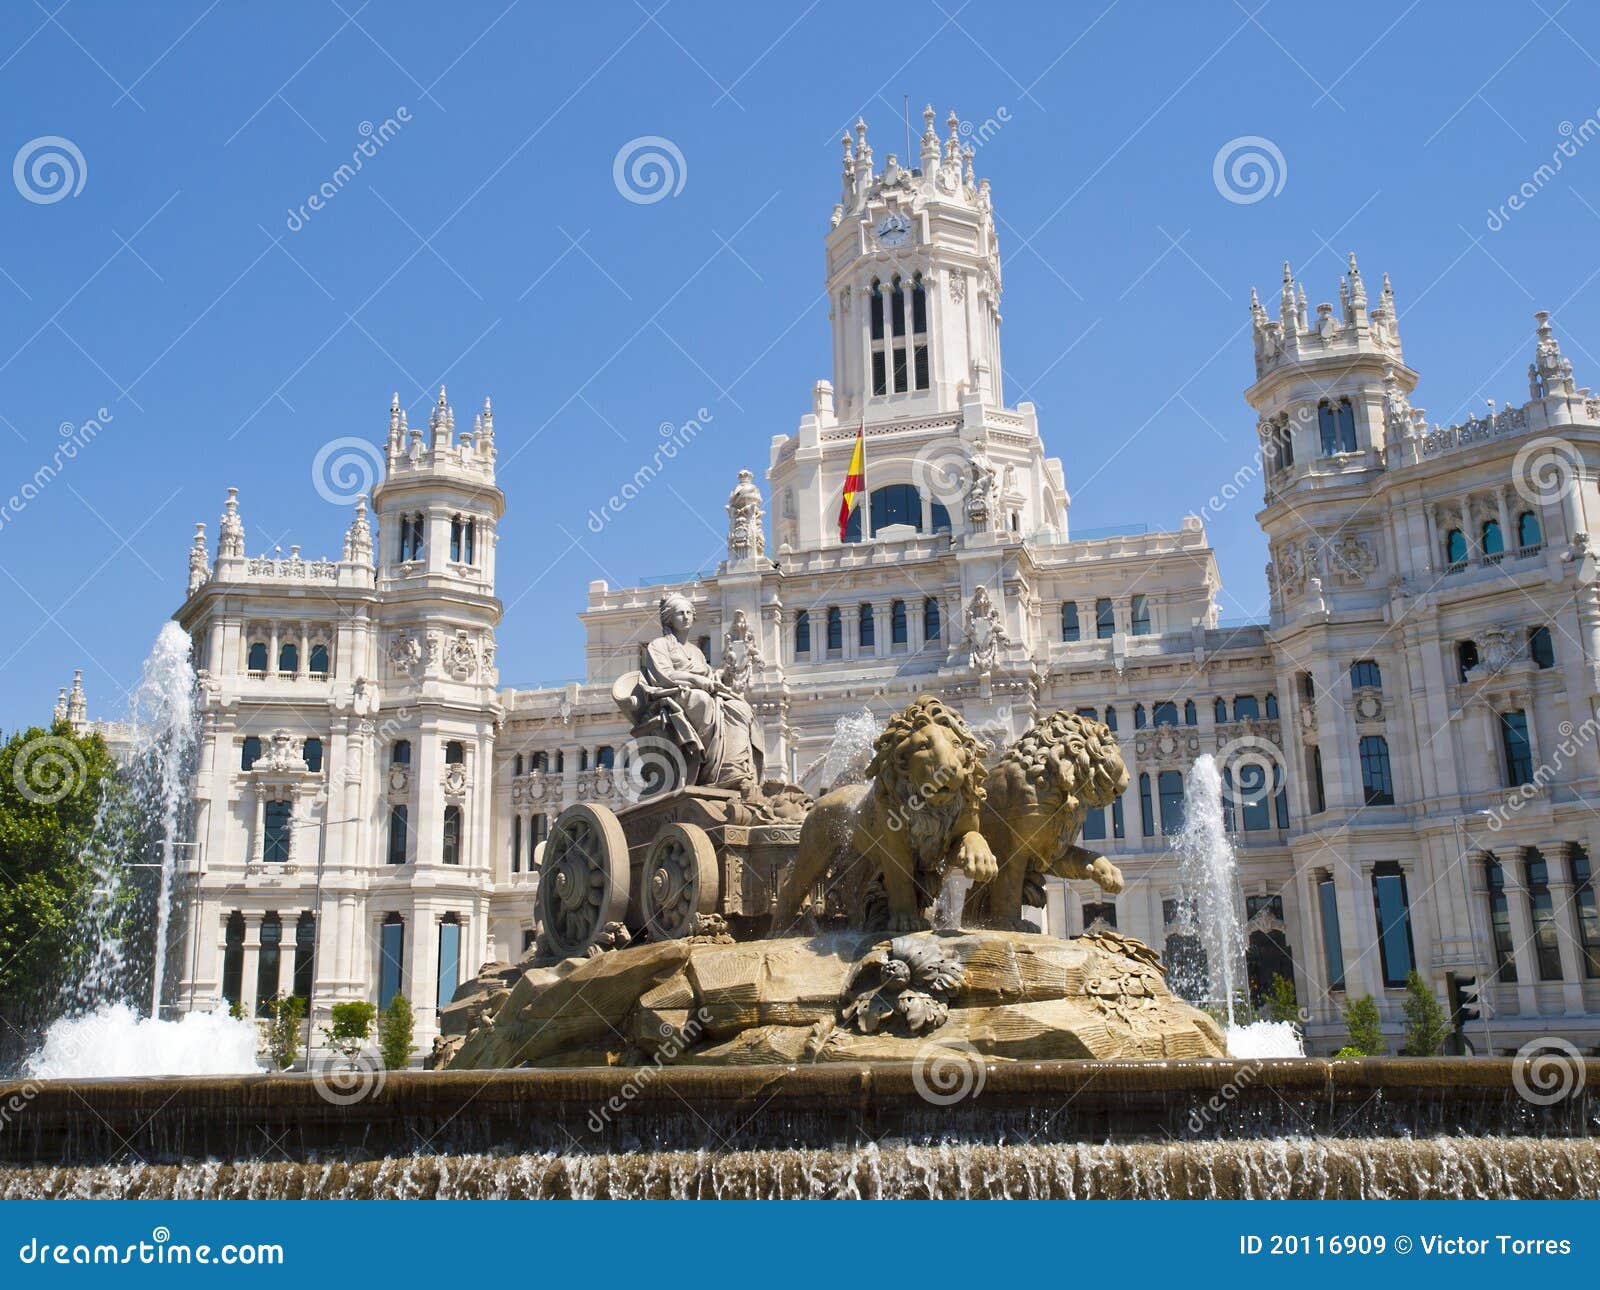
[1352,688,1385,724]
[841,936,967,1035]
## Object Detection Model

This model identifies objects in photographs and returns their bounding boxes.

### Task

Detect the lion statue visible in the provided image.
[774,695,996,933]
[963,710,1129,929]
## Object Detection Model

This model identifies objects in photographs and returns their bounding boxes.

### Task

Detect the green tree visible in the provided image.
[1264,974,1300,1025]
[264,994,306,1070]
[378,993,414,1070]
[1340,994,1386,1056]
[1399,971,1450,1056]
[322,1000,376,1059]
[0,722,125,1063]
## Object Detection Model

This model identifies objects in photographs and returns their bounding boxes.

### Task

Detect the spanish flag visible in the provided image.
[837,419,865,541]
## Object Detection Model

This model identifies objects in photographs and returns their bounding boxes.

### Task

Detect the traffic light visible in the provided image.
[1448,973,1485,1028]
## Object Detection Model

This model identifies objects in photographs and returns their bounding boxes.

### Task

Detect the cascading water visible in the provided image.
[1174,754,1302,1059]
[25,621,261,1079]
[800,707,881,797]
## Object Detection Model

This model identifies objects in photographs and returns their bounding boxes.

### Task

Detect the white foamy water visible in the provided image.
[1174,754,1248,1026]
[24,1003,262,1079]
[1225,1020,1305,1059]
[800,706,882,796]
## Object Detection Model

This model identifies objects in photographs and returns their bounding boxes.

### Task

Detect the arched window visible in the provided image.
[1095,598,1114,639]
[405,513,425,561]
[532,751,548,773]
[911,272,930,391]
[1153,701,1178,727]
[442,804,462,865]
[578,749,589,772]
[256,912,281,1016]
[1529,625,1556,668]
[221,911,245,1008]
[308,643,329,675]
[1446,528,1467,565]
[302,737,323,773]
[858,603,875,648]
[263,800,292,861]
[387,804,408,865]
[294,912,315,1002]
[449,516,477,563]
[1237,762,1272,830]
[924,598,941,641]
[1213,697,1228,724]
[869,483,923,533]
[1104,706,1118,732]
[930,500,951,533]
[1517,510,1542,550]
[1134,704,1147,729]
[1456,639,1479,682]
[1350,659,1382,690]
[247,641,268,672]
[1130,594,1151,636]
[391,739,411,766]
[1076,706,1098,722]
[554,751,565,773]
[278,642,299,674]
[1358,735,1394,805]
[1318,401,1338,455]
[1481,519,1504,557]
[444,740,464,765]
[1061,603,1080,641]
[1157,770,1186,834]
[891,600,907,645]
[378,914,405,1009]
[1233,695,1260,721]
[595,745,614,769]
[826,606,843,652]
[1183,700,1197,726]
[869,278,886,396]
[1264,693,1279,719]
[794,610,811,655]
[1335,397,1357,452]
[241,736,262,771]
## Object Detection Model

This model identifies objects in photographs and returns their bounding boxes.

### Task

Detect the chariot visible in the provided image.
[533,786,807,959]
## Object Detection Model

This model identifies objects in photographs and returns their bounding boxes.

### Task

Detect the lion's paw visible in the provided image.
[957,832,998,883]
[886,911,930,934]
[1091,856,1125,895]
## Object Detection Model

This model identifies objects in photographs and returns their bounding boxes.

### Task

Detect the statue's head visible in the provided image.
[659,592,695,633]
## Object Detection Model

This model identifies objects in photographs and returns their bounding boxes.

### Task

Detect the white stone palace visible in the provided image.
[112,108,1600,1057]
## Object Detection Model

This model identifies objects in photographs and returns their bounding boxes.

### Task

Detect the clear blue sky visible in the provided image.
[4,0,1600,731]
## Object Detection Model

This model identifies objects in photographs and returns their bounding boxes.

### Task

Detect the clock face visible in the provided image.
[875,213,912,247]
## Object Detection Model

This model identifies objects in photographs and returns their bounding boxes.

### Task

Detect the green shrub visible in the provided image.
[1399,971,1450,1056]
[264,994,306,1070]
[378,994,414,1070]
[1341,994,1386,1055]
[1264,974,1300,1026]
[322,1000,377,1059]
[1332,1045,1367,1058]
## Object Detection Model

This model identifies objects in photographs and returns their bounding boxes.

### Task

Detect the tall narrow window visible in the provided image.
[1139,773,1155,837]
[1104,706,1118,731]
[247,641,268,672]
[826,607,843,652]
[1457,639,1479,681]
[293,912,315,1002]
[308,643,329,675]
[464,519,475,564]
[263,800,292,862]
[1134,704,1147,729]
[1529,626,1555,669]
[911,272,930,391]
[1264,693,1279,719]
[1371,863,1415,988]
[379,915,405,1010]
[794,610,811,655]
[924,598,941,641]
[1573,846,1600,979]
[241,736,262,771]
[858,603,875,649]
[1318,401,1338,455]
[1308,745,1327,814]
[1238,762,1272,830]
[891,600,907,645]
[890,274,908,393]
[1183,700,1197,726]
[1061,603,1080,641]
[1130,594,1151,636]
[1083,805,1106,841]
[1517,510,1543,550]
[1500,710,1533,787]
[442,804,463,866]
[1350,659,1382,690]
[869,279,887,396]
[1317,876,1345,991]
[1335,397,1357,452]
[1526,852,1564,980]
[278,642,299,674]
[408,513,424,560]
[392,739,411,766]
[1485,858,1517,982]
[1358,735,1394,806]
[1213,697,1228,724]
[387,804,408,865]
[1095,597,1114,639]
[221,911,245,1008]
[437,915,461,1007]
[445,740,465,765]
[1481,519,1504,558]
[450,516,463,562]
[1446,529,1467,566]
[1157,770,1185,834]
[1111,795,1125,839]
[302,737,323,773]
[930,500,951,532]
[256,912,282,1016]
[511,815,522,874]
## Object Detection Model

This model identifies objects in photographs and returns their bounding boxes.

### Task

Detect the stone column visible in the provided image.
[910,600,926,650]
[1541,842,1588,1014]
[1495,488,1511,554]
[268,623,280,674]
[298,623,309,677]
[1500,856,1542,1016]
[241,913,262,1021]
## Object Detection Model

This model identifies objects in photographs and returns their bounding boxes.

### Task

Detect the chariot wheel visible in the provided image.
[535,802,630,957]
[640,822,720,940]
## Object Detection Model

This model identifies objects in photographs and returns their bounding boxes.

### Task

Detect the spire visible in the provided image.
[962,142,975,188]
[1279,261,1297,333]
[344,495,373,566]
[479,396,495,453]
[217,487,244,560]
[920,103,939,173]
[945,108,961,165]
[840,131,854,205]
[66,670,86,728]
[188,521,210,593]
[1530,310,1577,399]
[1296,282,1309,333]
[429,384,453,445]
[53,686,67,725]
[1249,286,1267,329]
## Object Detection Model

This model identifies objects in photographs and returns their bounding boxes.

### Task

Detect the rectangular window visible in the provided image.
[1486,859,1517,982]
[1526,854,1564,981]
[442,804,462,866]
[379,919,405,1010]
[1500,710,1533,787]
[293,914,315,1001]
[892,345,908,393]
[1139,774,1155,838]
[913,343,929,390]
[387,804,408,865]
[826,609,842,652]
[1157,770,1185,835]
[891,601,907,645]
[1130,594,1151,636]
[255,915,281,1017]
[1061,603,1080,641]
[1082,806,1106,841]
[1573,847,1600,979]
[511,815,522,874]
[262,800,292,863]
[1358,735,1394,806]
[1238,762,1271,830]
[1095,598,1115,639]
[1317,877,1345,991]
[1082,901,1117,930]
[221,913,244,1009]
[1371,863,1415,988]
[1111,795,1125,840]
[1308,746,1327,814]
[871,350,886,396]
[437,919,461,1008]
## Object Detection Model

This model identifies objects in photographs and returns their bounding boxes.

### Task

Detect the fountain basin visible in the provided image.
[3,1059,1595,1198]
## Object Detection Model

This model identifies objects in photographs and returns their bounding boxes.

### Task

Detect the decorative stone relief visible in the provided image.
[442,762,469,797]
[1328,534,1378,585]
[725,469,766,561]
[188,524,210,593]
[388,630,422,678]
[1135,726,1203,768]
[720,609,763,695]
[962,585,1009,673]
[446,631,478,681]
[1352,688,1384,724]
[840,935,967,1036]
